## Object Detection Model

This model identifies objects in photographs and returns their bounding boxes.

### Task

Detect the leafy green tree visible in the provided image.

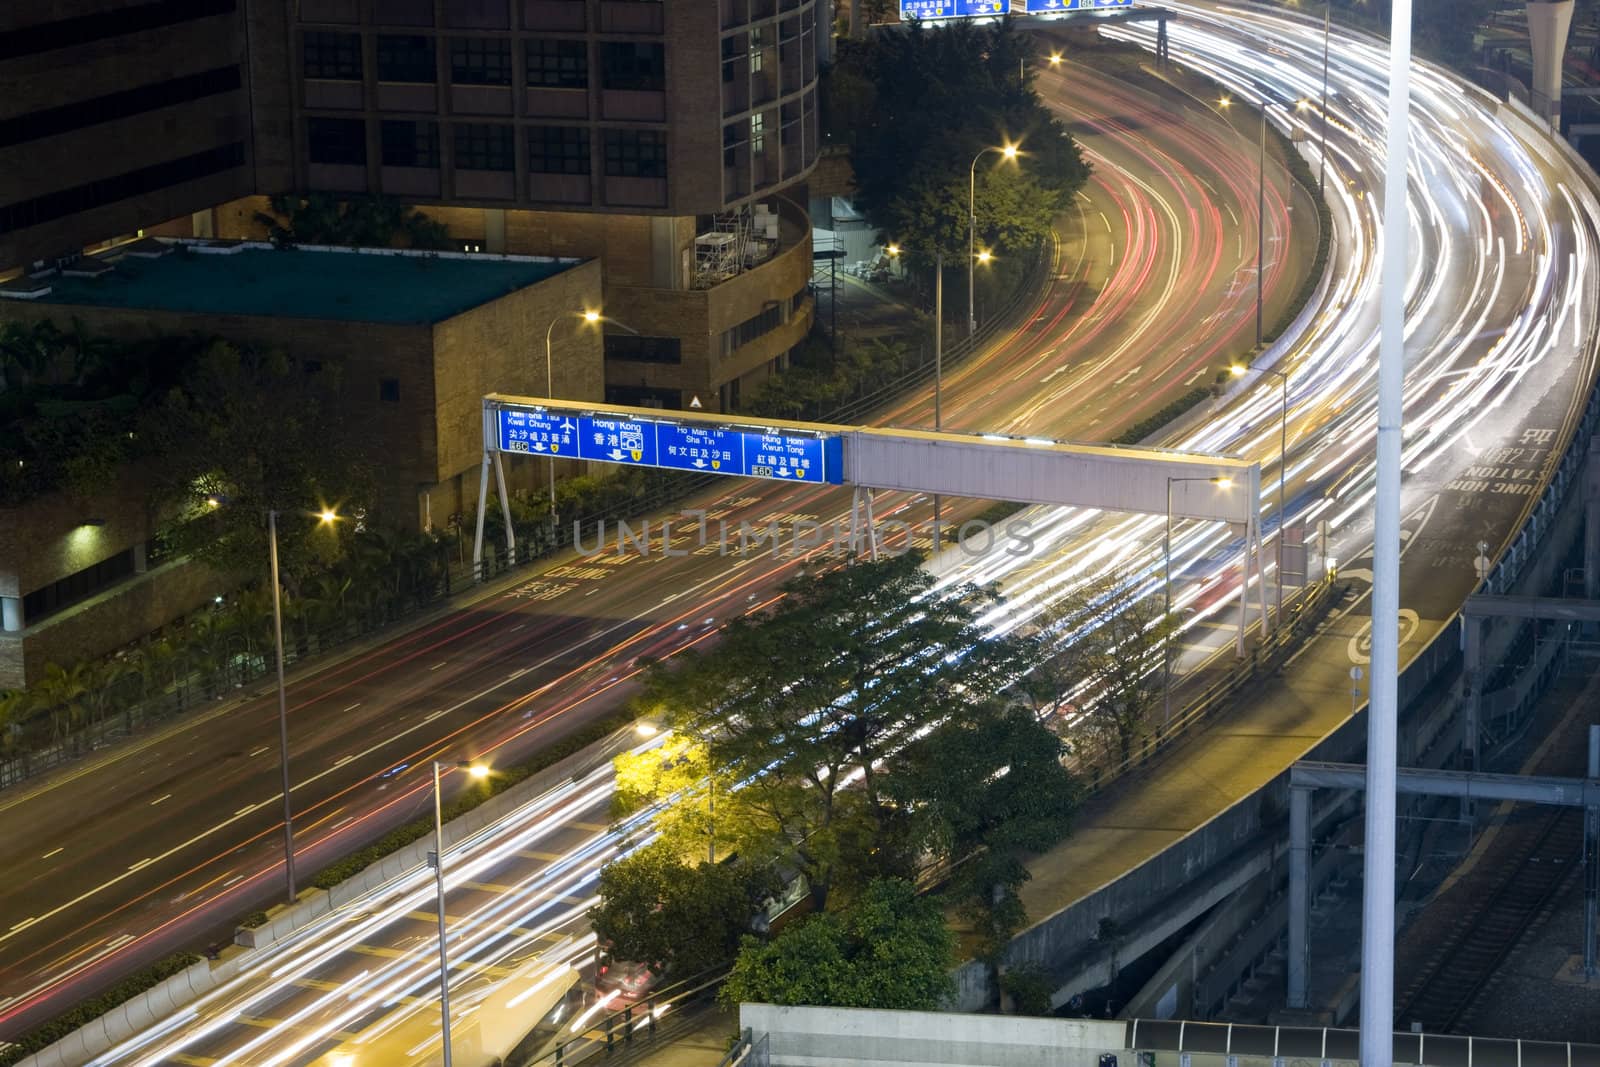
[590,841,778,979]
[721,879,954,1010]
[636,553,1035,911]
[137,340,372,581]
[256,193,451,250]
[1029,569,1175,767]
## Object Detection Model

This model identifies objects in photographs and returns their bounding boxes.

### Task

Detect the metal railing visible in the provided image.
[515,968,730,1067]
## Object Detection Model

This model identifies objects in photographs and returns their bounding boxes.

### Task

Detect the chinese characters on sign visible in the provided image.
[496,407,844,485]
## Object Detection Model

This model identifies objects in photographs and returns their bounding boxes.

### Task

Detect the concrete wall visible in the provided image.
[739,1003,1127,1067]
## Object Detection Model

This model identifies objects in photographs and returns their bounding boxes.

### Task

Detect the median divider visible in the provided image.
[16,713,643,1067]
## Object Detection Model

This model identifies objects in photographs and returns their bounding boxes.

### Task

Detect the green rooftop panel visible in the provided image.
[34,244,576,325]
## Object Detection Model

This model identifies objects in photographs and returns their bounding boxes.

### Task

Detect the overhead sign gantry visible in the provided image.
[473,394,1266,649]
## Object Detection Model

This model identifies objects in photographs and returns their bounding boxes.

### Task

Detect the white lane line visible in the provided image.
[105,934,134,950]
[0,995,16,1011]
[235,804,258,816]
[9,917,36,932]
[334,755,355,768]
[222,874,245,888]
[510,623,526,632]
[508,668,528,679]
[149,793,172,806]
[249,745,270,757]
[41,847,63,860]
[128,858,153,872]
[343,703,362,713]
[332,816,355,830]
[424,710,447,723]
[430,662,447,671]
[1040,366,1069,384]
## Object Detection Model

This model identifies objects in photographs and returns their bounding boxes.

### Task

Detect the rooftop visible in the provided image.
[4,241,579,325]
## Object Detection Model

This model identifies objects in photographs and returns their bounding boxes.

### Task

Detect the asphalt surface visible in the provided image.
[0,55,1304,1047]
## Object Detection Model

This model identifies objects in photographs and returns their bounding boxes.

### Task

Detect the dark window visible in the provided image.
[722,303,784,353]
[307,117,366,165]
[453,123,513,171]
[304,31,362,80]
[789,282,808,316]
[0,0,236,61]
[377,34,435,83]
[526,39,587,89]
[380,378,401,402]
[528,125,589,174]
[603,129,666,178]
[0,66,241,149]
[604,334,681,364]
[601,42,665,92]
[449,37,511,85]
[373,0,433,24]
[380,119,439,167]
[22,547,137,624]
[0,142,246,234]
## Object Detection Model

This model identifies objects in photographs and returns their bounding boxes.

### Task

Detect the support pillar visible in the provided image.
[1526,0,1575,129]
[1462,615,1484,822]
[1234,521,1247,659]
[1584,724,1598,978]
[1,596,21,633]
[132,541,148,575]
[1584,437,1600,599]
[1287,785,1311,1009]
[492,449,516,566]
[471,452,491,580]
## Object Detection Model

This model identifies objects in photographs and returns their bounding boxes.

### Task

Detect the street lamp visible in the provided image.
[1233,363,1289,629]
[1164,476,1231,725]
[432,758,490,1067]
[968,143,1020,338]
[890,242,945,537]
[543,311,636,535]
[266,505,338,903]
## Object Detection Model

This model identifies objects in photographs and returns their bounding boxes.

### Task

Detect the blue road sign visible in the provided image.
[955,0,1007,12]
[578,415,658,468]
[498,408,579,455]
[495,406,844,485]
[1021,0,1131,10]
[900,0,958,17]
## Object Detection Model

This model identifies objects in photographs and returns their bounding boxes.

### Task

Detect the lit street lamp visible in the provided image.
[1233,362,1289,629]
[543,310,636,536]
[968,143,1019,338]
[1164,476,1231,725]
[432,759,490,1067]
[266,505,338,903]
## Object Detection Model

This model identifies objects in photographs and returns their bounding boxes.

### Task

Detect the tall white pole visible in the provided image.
[1319,1,1332,194]
[1256,106,1266,348]
[934,251,944,536]
[544,319,559,535]
[1361,0,1412,1062]
[967,162,978,339]
[433,761,454,1067]
[268,509,295,903]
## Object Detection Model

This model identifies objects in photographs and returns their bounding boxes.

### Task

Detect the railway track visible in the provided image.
[1394,803,1586,1033]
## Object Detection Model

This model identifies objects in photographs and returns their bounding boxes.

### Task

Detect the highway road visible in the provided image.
[22,3,1600,1064]
[0,51,1301,1048]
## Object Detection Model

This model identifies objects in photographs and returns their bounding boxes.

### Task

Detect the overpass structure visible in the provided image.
[472,393,1265,648]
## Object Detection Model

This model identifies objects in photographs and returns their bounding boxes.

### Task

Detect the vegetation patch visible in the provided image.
[0,954,202,1067]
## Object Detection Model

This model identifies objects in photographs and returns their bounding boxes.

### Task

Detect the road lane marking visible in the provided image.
[430,662,446,671]
[333,755,355,768]
[105,934,134,950]
[571,821,608,832]
[343,703,361,713]
[128,858,153,872]
[248,746,270,757]
[235,804,257,816]
[222,874,244,887]
[150,793,172,806]
[41,847,63,860]
[424,710,446,722]
[517,850,562,862]
[9,917,36,932]
[332,816,355,830]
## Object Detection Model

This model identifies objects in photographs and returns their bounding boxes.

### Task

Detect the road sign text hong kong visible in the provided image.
[496,407,843,485]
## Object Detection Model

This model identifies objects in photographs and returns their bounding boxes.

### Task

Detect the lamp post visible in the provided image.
[968,143,1019,338]
[432,759,490,1067]
[1233,363,1289,630]
[543,311,637,537]
[1318,1,1332,195]
[1164,476,1231,725]
[266,505,337,904]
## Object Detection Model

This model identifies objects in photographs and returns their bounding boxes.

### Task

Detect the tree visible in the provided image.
[635,552,1036,911]
[256,193,451,250]
[893,707,1079,977]
[1029,569,1175,767]
[720,879,954,1010]
[590,841,778,979]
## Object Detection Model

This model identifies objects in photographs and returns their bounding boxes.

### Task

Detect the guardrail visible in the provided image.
[517,968,730,1067]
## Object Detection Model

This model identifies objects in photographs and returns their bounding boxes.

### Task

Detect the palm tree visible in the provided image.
[34,662,89,753]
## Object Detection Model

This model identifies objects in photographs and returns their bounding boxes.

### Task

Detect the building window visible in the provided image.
[22,547,137,625]
[449,37,511,85]
[374,0,433,25]
[528,125,589,175]
[377,34,435,83]
[789,283,808,316]
[303,31,362,80]
[307,117,366,165]
[0,66,241,149]
[380,119,439,167]
[0,142,245,234]
[454,123,513,171]
[526,39,587,89]
[721,302,785,355]
[601,42,665,92]
[604,334,681,364]
[603,129,666,178]
[380,377,401,402]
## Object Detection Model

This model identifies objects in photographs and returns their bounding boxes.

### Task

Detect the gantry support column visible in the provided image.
[1287,785,1311,1009]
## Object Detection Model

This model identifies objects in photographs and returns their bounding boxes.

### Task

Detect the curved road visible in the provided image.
[0,58,1299,1043]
